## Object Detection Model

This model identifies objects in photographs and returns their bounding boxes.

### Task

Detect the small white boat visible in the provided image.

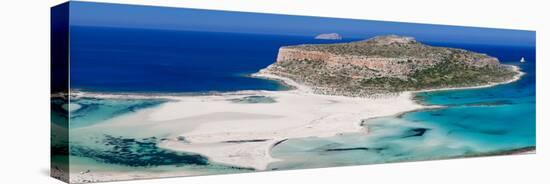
[520,57,526,63]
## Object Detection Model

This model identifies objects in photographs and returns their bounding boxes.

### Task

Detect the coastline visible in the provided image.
[70,64,523,100]
[253,65,523,97]
[411,65,524,93]
[250,72,311,93]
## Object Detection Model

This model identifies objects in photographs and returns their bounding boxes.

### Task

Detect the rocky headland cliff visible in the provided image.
[257,35,519,96]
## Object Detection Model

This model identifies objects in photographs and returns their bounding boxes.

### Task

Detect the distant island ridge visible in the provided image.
[256,35,520,97]
[314,33,342,40]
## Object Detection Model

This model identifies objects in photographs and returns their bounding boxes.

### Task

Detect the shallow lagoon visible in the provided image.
[68,97,167,128]
[269,62,535,170]
[67,97,256,178]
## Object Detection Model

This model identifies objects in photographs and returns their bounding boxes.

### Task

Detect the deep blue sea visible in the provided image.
[70,26,535,94]
[70,26,349,93]
[68,26,536,171]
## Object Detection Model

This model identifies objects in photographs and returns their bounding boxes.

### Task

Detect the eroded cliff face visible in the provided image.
[275,47,440,77]
[259,35,515,96]
[274,37,500,78]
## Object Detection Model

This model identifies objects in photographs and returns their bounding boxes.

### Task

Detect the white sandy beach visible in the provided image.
[154,90,425,170]
[74,76,426,171]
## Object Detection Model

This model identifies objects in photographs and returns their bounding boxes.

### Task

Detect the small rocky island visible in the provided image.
[314,33,342,40]
[258,35,519,96]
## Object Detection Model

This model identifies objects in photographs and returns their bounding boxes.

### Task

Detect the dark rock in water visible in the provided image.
[176,136,190,143]
[430,113,443,116]
[325,147,386,152]
[70,135,209,167]
[401,128,430,138]
[360,119,369,126]
[273,139,288,147]
[223,139,269,143]
[462,100,514,107]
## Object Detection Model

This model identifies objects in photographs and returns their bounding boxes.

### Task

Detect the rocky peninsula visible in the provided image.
[258,35,519,97]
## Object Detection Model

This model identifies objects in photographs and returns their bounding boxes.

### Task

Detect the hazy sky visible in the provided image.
[67,1,535,46]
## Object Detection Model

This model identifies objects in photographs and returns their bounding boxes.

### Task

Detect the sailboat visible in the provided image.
[520,57,526,63]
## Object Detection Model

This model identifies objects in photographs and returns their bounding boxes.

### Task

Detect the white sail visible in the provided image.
[520,57,526,63]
